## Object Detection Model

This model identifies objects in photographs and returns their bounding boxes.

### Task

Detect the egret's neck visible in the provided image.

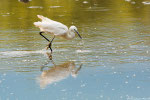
[65,29,75,39]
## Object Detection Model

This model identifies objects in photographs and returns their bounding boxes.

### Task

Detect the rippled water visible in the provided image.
[0,0,150,100]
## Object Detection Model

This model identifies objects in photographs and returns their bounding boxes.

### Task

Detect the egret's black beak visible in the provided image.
[74,29,82,39]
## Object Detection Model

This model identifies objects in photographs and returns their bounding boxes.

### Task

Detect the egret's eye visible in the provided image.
[74,29,77,32]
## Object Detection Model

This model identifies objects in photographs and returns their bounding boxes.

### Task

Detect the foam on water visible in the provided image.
[0,49,50,58]
[0,49,91,58]
[142,1,150,5]
[76,50,91,53]
[28,6,43,9]
[50,6,63,8]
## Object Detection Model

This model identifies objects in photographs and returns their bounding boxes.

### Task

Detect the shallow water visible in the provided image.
[0,0,150,100]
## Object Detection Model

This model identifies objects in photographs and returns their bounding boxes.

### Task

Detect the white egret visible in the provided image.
[34,15,82,53]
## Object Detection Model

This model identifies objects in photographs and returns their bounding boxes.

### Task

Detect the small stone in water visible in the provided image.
[83,1,88,4]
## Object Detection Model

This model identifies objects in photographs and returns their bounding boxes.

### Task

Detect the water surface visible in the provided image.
[0,0,150,100]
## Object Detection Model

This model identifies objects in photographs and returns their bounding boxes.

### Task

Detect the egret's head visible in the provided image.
[70,26,82,39]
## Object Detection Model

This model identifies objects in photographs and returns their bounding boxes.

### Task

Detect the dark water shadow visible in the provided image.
[19,0,30,3]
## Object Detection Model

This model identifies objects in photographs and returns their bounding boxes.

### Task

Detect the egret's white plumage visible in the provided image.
[34,15,82,52]
[34,15,81,39]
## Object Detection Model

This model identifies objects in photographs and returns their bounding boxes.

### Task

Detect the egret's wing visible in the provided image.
[45,22,68,35]
[34,15,68,35]
[34,21,68,35]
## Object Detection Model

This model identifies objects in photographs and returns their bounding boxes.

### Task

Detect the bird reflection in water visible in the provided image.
[18,0,30,3]
[37,52,82,89]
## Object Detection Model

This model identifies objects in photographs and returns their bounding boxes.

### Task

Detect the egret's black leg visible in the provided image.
[39,32,50,42]
[39,32,55,52]
[48,36,55,53]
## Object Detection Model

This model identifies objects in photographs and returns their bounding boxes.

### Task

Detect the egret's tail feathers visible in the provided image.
[37,15,52,22]
[34,22,42,27]
[37,15,44,19]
